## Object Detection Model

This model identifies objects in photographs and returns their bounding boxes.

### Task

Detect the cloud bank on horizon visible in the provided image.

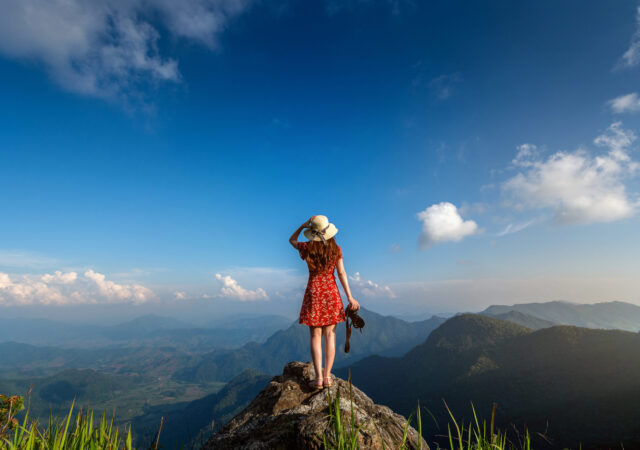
[0,270,154,306]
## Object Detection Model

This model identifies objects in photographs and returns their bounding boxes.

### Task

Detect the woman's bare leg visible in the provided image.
[309,326,323,381]
[322,324,336,378]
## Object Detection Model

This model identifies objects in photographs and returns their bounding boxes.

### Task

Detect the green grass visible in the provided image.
[440,400,532,450]
[322,372,364,449]
[1,391,164,450]
[321,373,541,450]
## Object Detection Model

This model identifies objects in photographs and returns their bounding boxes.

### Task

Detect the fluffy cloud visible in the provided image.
[0,0,252,101]
[214,273,269,301]
[348,272,395,298]
[618,6,640,68]
[0,270,155,306]
[502,122,639,224]
[84,269,153,302]
[416,202,478,249]
[41,270,78,284]
[608,93,640,114]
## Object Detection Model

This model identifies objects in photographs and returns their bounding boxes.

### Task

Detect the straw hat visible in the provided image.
[304,215,338,244]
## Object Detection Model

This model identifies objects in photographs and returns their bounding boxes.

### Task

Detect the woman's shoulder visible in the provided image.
[297,241,309,259]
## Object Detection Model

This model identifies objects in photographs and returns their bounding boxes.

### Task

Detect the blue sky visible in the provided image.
[1,0,640,322]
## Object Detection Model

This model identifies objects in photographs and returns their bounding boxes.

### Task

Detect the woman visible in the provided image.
[289,215,360,390]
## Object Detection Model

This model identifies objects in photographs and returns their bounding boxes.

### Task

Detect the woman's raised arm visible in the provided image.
[336,257,360,311]
[289,216,314,249]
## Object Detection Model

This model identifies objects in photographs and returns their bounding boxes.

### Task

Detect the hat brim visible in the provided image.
[304,223,338,241]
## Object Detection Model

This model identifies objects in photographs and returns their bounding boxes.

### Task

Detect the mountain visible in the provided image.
[101,314,191,337]
[481,300,640,331]
[335,314,640,449]
[479,310,556,330]
[204,361,428,450]
[206,313,294,330]
[390,310,457,322]
[0,314,291,350]
[0,341,195,378]
[133,369,273,449]
[0,368,148,418]
[172,307,447,383]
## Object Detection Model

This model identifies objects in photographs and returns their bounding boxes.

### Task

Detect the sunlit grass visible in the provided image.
[321,375,539,450]
[1,391,164,450]
[322,372,363,449]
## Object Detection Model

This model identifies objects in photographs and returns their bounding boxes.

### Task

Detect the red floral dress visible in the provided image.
[298,242,346,326]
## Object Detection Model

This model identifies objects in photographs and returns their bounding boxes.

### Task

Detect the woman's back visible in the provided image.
[297,240,342,275]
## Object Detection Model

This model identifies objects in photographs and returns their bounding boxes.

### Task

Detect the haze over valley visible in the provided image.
[2,300,640,447]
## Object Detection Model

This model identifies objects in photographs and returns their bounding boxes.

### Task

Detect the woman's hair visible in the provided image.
[303,238,341,272]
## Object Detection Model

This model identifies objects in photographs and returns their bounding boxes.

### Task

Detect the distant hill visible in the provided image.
[479,310,556,330]
[0,368,148,419]
[335,314,640,449]
[172,307,447,382]
[101,314,192,337]
[206,314,294,331]
[133,369,273,448]
[0,341,195,378]
[389,310,456,322]
[481,300,640,331]
[0,313,292,351]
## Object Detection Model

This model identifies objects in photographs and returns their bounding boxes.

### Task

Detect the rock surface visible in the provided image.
[204,361,429,450]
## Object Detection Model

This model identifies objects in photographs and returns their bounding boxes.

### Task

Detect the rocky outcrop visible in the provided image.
[204,361,428,449]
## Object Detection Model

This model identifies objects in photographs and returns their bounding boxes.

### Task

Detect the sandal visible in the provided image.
[308,378,324,390]
[323,376,333,387]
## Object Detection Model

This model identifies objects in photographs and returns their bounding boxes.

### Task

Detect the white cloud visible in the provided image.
[496,220,536,237]
[214,273,269,301]
[512,143,538,167]
[618,6,640,68]
[174,291,187,300]
[85,269,153,303]
[593,121,637,155]
[416,202,478,249]
[0,270,155,306]
[0,0,252,101]
[503,122,639,224]
[41,270,78,284]
[348,272,396,298]
[608,93,640,114]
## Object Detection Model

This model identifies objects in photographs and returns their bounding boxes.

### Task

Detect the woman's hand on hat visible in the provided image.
[303,216,315,228]
[348,298,360,311]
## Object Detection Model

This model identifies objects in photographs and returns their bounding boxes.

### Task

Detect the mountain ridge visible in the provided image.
[335,313,640,448]
[480,300,640,331]
[172,307,446,382]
